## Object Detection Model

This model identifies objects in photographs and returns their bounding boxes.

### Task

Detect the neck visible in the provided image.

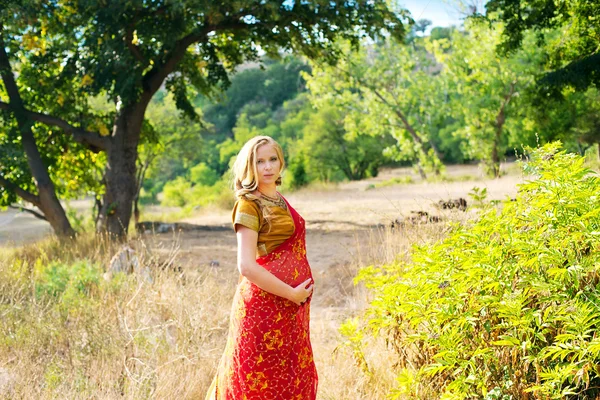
[257,183,277,198]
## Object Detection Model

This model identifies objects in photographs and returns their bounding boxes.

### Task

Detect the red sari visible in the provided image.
[206,196,318,400]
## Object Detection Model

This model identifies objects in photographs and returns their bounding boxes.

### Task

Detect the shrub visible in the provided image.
[353,143,600,399]
[160,175,235,211]
[190,162,219,187]
[188,180,236,210]
[161,177,192,207]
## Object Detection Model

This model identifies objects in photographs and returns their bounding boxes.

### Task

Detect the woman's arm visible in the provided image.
[236,225,313,305]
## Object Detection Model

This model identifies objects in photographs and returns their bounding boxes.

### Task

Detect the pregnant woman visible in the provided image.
[205,135,318,400]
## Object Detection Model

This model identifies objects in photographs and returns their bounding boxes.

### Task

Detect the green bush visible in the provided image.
[34,260,103,314]
[190,162,219,187]
[160,172,235,211]
[161,176,192,207]
[187,179,236,210]
[353,143,600,399]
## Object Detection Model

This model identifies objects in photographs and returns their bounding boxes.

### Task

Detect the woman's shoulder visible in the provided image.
[232,195,263,232]
[233,195,261,215]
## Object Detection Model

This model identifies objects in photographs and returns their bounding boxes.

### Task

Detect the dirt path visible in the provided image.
[1,164,524,252]
[0,209,52,245]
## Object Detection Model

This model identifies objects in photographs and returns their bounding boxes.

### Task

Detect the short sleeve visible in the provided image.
[231,198,261,232]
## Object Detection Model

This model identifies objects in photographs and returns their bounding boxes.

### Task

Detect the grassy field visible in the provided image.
[0,164,524,399]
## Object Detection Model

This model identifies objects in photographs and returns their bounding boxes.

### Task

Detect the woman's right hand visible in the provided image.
[289,278,314,305]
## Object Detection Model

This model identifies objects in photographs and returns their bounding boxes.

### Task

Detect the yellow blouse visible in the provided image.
[231,196,295,257]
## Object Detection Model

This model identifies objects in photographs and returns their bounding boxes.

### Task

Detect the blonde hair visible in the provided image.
[232,135,285,200]
[231,136,286,232]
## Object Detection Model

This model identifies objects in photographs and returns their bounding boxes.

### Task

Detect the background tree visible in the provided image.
[306,39,449,179]
[414,19,433,37]
[0,24,106,237]
[0,0,410,238]
[485,0,600,96]
[201,57,310,141]
[432,20,543,177]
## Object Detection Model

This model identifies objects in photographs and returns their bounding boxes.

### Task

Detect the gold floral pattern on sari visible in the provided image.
[292,238,306,260]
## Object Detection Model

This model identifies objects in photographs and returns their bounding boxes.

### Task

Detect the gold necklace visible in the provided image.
[258,191,286,209]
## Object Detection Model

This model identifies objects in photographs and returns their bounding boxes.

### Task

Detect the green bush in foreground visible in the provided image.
[353,143,600,399]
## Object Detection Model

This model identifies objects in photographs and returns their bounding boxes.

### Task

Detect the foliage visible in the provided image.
[305,37,459,178]
[485,0,600,95]
[431,20,543,177]
[190,162,219,187]
[298,103,393,182]
[0,110,106,210]
[529,88,600,156]
[140,92,213,203]
[161,177,192,208]
[161,175,235,211]
[201,57,310,138]
[353,143,600,399]
[34,260,102,315]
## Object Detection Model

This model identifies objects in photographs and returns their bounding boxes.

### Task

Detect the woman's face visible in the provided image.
[255,144,281,186]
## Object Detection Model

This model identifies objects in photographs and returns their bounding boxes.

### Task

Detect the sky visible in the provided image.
[401,0,485,30]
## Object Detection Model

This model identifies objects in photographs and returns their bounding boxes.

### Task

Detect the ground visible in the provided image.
[0,164,524,398]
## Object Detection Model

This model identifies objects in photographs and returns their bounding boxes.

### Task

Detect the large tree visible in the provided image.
[433,20,543,177]
[485,0,600,95]
[0,1,410,238]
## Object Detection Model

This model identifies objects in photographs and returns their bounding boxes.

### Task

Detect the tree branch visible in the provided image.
[125,29,146,64]
[124,9,148,65]
[124,6,172,66]
[142,16,251,95]
[495,81,516,128]
[0,101,110,152]
[8,204,47,221]
[0,175,40,206]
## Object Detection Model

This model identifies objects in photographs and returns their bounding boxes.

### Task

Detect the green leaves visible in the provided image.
[486,0,600,95]
[352,143,600,398]
[304,37,451,178]
[433,19,543,177]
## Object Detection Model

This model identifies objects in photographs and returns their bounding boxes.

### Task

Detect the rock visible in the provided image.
[437,198,468,211]
[209,260,220,267]
[156,223,175,234]
[390,211,443,228]
[0,367,14,396]
[136,221,230,235]
[107,246,139,275]
[105,246,152,283]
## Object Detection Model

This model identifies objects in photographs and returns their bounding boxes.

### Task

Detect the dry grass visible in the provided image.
[0,219,456,399]
[0,233,237,399]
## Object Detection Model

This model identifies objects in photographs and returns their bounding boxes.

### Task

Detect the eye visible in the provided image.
[257,160,264,164]
[271,157,278,161]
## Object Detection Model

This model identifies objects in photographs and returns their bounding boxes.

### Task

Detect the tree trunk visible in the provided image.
[490,82,516,178]
[490,132,501,178]
[97,101,148,239]
[37,185,76,237]
[0,34,75,238]
[416,161,427,180]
